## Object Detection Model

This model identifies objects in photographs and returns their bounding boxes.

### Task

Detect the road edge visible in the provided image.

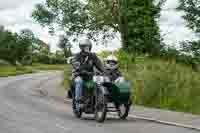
[62,98,200,131]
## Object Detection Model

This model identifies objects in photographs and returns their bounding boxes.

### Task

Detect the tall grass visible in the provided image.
[121,56,200,114]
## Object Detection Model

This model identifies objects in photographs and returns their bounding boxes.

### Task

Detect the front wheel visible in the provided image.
[95,87,107,123]
[118,104,130,120]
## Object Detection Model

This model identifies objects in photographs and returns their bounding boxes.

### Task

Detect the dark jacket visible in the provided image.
[72,52,105,79]
[105,67,122,81]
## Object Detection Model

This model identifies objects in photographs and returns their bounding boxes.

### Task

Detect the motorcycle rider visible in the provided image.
[104,55,125,83]
[71,38,105,111]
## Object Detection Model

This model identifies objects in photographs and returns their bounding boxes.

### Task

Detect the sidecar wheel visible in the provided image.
[118,104,130,120]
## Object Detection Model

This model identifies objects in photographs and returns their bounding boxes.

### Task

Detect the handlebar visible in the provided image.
[80,70,106,77]
[80,70,94,76]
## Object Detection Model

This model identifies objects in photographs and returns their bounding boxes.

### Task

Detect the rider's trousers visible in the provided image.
[74,76,84,103]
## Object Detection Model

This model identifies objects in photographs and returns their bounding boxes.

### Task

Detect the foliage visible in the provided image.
[88,0,166,54]
[34,47,51,64]
[0,59,11,66]
[122,0,165,54]
[160,47,180,60]
[178,0,200,70]
[0,27,31,64]
[0,25,66,65]
[97,51,112,58]
[0,26,52,65]
[20,29,35,40]
[180,40,200,71]
[33,48,67,64]
[181,40,200,57]
[178,0,200,34]
[32,0,166,55]
[57,35,72,58]
[116,52,200,114]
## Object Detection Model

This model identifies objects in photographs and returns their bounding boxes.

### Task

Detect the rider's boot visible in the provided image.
[75,97,84,112]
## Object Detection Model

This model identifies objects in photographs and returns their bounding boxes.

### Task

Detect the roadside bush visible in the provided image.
[33,53,66,64]
[0,59,11,66]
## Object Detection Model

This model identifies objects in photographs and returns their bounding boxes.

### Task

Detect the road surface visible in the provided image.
[0,72,198,133]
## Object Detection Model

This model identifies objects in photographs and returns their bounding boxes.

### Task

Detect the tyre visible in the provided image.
[67,89,72,99]
[95,87,107,123]
[118,104,130,120]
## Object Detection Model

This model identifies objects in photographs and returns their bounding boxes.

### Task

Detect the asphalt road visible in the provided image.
[0,72,198,133]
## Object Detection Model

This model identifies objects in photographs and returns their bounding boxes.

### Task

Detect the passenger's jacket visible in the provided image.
[105,67,122,81]
[72,52,105,79]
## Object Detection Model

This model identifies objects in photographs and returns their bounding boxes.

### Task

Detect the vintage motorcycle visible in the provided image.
[68,70,132,123]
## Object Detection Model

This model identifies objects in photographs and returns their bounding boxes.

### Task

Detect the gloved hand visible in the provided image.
[80,70,93,76]
[103,70,110,76]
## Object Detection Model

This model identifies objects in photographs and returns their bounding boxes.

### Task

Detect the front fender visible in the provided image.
[99,85,109,96]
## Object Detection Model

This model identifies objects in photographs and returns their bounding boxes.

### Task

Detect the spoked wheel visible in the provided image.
[72,94,82,118]
[95,87,107,123]
[118,104,130,120]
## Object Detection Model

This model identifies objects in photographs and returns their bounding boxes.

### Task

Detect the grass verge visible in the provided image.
[122,56,200,115]
[30,63,66,71]
[0,66,34,77]
[0,64,67,77]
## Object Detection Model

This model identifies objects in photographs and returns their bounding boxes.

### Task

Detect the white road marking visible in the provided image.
[129,114,200,131]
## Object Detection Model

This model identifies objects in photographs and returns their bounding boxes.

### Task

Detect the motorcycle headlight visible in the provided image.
[104,76,110,82]
[93,76,104,83]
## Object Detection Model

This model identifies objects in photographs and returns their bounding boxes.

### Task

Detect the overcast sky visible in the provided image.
[0,0,196,53]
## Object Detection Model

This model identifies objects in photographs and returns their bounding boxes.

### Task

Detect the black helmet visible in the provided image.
[79,38,92,52]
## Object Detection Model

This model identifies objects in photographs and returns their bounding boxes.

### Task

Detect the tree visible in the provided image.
[178,0,200,53]
[0,26,38,64]
[20,29,35,40]
[32,38,50,53]
[178,0,200,35]
[0,27,21,64]
[178,0,200,69]
[32,0,166,55]
[181,40,200,69]
[18,29,36,64]
[181,41,200,56]
[58,35,72,58]
[125,0,167,54]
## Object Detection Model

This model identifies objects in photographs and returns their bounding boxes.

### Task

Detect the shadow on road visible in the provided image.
[80,114,139,124]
